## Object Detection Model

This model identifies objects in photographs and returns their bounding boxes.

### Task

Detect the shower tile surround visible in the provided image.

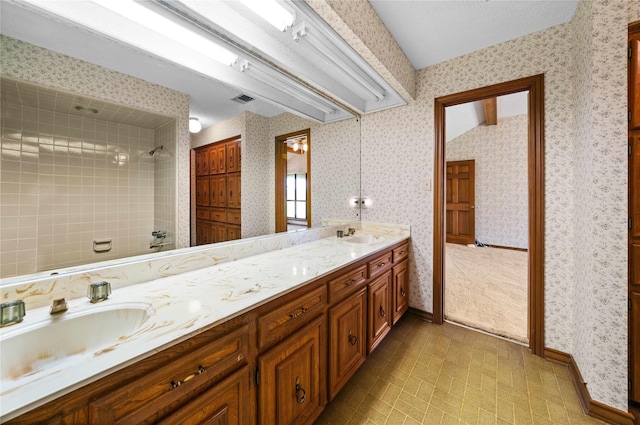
[0,78,177,278]
[0,221,409,421]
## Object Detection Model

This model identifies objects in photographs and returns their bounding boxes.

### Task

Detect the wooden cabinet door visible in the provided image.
[392,259,409,325]
[237,141,241,171]
[227,141,238,173]
[227,173,240,208]
[209,145,218,174]
[630,33,640,403]
[157,366,251,425]
[258,315,325,425]
[196,148,209,176]
[212,222,227,243]
[196,177,210,207]
[217,175,227,207]
[228,225,241,241]
[328,288,366,400]
[217,145,227,174]
[368,270,391,354]
[196,219,210,246]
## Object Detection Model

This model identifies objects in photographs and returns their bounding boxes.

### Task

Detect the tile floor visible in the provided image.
[314,315,605,425]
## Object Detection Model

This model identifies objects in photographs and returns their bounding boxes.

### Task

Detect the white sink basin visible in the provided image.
[342,235,384,244]
[0,302,154,381]
[343,235,385,244]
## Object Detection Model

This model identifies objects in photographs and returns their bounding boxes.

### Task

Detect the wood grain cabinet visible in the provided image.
[194,137,241,245]
[328,287,366,400]
[392,259,409,325]
[258,315,326,425]
[6,240,410,425]
[367,270,392,354]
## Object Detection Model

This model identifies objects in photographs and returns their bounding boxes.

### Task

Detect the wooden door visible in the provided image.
[629,29,640,404]
[258,316,325,425]
[446,160,475,245]
[392,259,409,325]
[367,270,391,354]
[157,367,250,425]
[328,288,366,400]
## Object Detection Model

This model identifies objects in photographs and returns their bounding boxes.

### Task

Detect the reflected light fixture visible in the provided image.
[189,117,202,133]
[237,0,295,31]
[90,0,238,66]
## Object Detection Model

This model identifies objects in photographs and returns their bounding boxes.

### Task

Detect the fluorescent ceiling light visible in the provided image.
[91,0,238,66]
[237,0,294,31]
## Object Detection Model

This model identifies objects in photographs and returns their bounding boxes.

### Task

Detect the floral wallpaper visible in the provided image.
[446,115,528,249]
[355,0,628,410]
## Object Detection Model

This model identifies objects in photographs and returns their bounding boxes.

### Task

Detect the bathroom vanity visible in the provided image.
[0,222,410,425]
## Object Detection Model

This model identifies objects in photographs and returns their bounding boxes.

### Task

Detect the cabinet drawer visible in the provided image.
[196,207,210,220]
[328,264,367,303]
[89,324,250,425]
[368,250,392,279]
[393,243,409,263]
[211,208,226,222]
[227,209,242,225]
[258,285,326,350]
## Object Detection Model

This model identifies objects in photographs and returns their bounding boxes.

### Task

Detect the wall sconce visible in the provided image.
[350,197,372,209]
[189,117,202,133]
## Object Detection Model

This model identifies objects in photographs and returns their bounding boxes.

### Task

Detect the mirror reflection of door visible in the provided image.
[275,129,311,233]
[444,92,529,344]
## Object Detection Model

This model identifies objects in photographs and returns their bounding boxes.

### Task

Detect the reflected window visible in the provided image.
[286,173,307,220]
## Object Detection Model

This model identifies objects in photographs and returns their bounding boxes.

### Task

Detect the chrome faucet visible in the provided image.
[88,281,112,303]
[0,300,26,327]
[346,227,356,236]
[50,298,68,314]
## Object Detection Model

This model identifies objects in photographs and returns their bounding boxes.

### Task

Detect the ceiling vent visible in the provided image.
[231,94,254,104]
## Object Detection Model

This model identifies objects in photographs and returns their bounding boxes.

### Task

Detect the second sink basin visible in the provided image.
[0,302,154,381]
[343,235,385,244]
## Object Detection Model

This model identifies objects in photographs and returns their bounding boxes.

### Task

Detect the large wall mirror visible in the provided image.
[0,1,370,282]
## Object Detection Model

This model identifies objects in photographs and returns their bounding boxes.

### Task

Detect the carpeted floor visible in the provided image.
[444,243,528,343]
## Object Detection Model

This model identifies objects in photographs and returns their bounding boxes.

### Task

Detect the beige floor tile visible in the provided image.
[316,318,607,425]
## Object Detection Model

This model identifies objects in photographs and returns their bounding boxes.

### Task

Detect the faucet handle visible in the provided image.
[0,300,26,327]
[88,281,112,303]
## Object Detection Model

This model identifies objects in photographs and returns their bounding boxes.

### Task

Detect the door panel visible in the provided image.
[446,160,475,245]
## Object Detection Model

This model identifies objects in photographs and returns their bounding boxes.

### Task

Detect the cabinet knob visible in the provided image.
[400,287,406,297]
[348,330,358,346]
[379,305,386,318]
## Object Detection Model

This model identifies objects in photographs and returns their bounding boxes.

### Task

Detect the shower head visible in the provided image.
[149,145,164,156]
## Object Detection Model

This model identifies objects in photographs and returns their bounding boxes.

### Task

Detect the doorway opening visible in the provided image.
[275,129,311,233]
[434,74,545,356]
[444,92,530,344]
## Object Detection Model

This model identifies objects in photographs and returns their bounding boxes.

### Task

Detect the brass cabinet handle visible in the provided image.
[289,307,307,319]
[379,305,386,318]
[295,377,306,404]
[345,278,356,286]
[348,330,358,346]
[400,287,406,297]
[169,365,205,390]
[378,262,386,268]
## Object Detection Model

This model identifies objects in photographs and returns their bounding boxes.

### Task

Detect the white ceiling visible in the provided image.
[369,0,579,70]
[1,1,578,129]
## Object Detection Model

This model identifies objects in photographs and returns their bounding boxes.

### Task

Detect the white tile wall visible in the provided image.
[0,102,175,278]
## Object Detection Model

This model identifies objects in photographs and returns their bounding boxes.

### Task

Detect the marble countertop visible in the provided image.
[0,226,409,422]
